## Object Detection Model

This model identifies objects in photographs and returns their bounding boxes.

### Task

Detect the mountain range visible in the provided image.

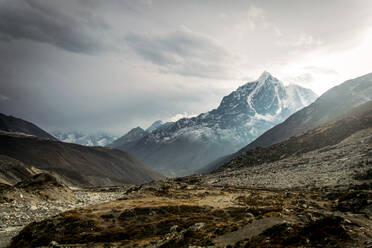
[0,132,162,186]
[3,72,370,185]
[110,71,318,176]
[0,113,163,186]
[108,127,148,150]
[107,121,172,150]
[3,71,372,248]
[145,120,164,133]
[52,131,117,147]
[207,99,372,188]
[199,72,372,173]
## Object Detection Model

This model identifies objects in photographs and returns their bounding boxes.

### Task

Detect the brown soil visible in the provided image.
[8,178,372,248]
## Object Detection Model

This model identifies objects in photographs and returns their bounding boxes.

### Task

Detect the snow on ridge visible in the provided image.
[52,131,117,146]
[284,84,318,108]
[258,70,272,81]
[132,71,318,148]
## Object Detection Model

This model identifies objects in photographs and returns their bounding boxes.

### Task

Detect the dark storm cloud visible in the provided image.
[0,0,111,54]
[0,0,371,135]
[125,29,235,79]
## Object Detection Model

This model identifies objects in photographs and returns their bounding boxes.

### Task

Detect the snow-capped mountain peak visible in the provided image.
[258,70,273,81]
[217,71,289,120]
[218,71,317,124]
[110,72,318,176]
[52,131,117,147]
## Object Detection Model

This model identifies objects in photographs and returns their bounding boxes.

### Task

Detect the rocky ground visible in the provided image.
[1,126,371,247]
[0,186,131,248]
[206,128,372,189]
[6,177,372,248]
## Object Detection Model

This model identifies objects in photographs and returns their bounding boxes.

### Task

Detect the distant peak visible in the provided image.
[239,71,278,89]
[151,120,163,125]
[258,71,273,81]
[146,120,164,133]
[131,126,145,132]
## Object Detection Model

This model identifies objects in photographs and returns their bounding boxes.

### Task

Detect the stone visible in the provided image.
[170,225,179,232]
[190,222,205,231]
[49,240,59,247]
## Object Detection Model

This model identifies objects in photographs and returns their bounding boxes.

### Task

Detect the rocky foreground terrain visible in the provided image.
[0,185,131,248]
[4,177,371,248]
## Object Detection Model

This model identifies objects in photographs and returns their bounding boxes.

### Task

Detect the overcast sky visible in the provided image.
[0,0,371,135]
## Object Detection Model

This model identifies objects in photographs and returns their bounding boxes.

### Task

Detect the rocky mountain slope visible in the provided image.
[52,131,117,146]
[0,132,163,186]
[0,113,56,140]
[146,120,164,133]
[199,72,372,174]
[112,72,317,176]
[108,127,148,150]
[241,72,372,152]
[206,100,372,188]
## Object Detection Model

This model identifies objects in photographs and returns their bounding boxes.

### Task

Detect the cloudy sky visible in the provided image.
[0,0,371,135]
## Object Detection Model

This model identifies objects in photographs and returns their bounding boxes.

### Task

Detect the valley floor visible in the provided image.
[3,178,372,248]
[1,126,372,247]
